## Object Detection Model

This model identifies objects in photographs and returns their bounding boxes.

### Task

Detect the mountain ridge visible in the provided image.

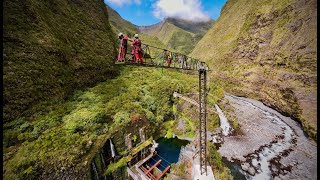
[106,4,139,36]
[105,4,169,55]
[191,0,317,140]
[137,17,214,54]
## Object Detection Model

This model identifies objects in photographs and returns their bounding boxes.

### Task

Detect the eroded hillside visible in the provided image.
[191,0,317,140]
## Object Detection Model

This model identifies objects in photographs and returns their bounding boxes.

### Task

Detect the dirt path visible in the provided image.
[217,94,317,180]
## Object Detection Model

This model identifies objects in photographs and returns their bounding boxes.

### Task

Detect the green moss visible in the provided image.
[130,137,153,155]
[178,114,197,138]
[105,156,130,175]
[208,113,220,132]
[164,120,175,138]
[105,137,153,175]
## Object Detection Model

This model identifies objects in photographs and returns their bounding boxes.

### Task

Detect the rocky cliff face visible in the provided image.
[191,0,317,140]
[3,0,118,122]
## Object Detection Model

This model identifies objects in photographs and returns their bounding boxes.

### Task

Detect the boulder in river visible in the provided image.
[252,159,258,167]
[248,167,256,176]
[274,177,281,180]
[241,162,250,171]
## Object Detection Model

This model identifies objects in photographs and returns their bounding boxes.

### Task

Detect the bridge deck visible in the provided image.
[115,61,197,71]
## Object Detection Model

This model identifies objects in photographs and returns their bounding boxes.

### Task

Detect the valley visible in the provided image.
[3,0,317,179]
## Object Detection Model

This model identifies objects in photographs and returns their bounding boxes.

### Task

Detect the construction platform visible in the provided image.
[192,155,215,180]
[127,143,170,180]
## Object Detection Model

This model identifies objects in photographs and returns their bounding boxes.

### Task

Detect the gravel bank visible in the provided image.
[217,94,317,180]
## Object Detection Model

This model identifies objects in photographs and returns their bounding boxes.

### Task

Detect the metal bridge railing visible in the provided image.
[115,39,208,72]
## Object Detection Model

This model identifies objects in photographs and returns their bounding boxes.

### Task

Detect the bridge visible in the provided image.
[115,39,209,176]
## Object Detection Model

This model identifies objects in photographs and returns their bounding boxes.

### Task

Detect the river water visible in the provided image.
[216,94,317,180]
[215,104,233,136]
[147,137,189,171]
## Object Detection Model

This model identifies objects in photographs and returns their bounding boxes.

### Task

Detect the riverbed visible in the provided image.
[217,94,317,180]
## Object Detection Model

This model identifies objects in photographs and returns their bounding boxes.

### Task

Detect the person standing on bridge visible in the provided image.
[117,32,128,62]
[165,50,172,67]
[131,34,144,63]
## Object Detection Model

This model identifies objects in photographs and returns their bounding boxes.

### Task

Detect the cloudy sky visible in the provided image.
[104,0,227,26]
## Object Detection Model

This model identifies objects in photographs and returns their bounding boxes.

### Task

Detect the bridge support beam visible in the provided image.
[199,64,207,175]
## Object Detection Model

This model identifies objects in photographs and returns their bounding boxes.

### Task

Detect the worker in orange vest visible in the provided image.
[131,34,144,63]
[117,33,128,62]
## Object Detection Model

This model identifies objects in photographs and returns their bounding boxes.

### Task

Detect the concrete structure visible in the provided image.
[192,154,215,180]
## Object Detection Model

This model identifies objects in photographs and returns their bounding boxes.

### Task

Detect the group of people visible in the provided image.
[117,33,144,63]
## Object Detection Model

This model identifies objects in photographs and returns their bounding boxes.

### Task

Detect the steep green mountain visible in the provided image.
[106,4,138,36]
[138,18,214,54]
[166,17,214,34]
[191,0,317,140]
[3,0,118,122]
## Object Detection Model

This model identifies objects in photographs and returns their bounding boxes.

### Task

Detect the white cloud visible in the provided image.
[106,0,141,6]
[152,0,210,22]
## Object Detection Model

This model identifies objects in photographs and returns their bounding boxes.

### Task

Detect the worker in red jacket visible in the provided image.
[165,50,172,67]
[131,34,144,63]
[130,43,135,63]
[117,33,128,62]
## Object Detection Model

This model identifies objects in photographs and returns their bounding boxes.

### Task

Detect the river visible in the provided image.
[216,94,317,180]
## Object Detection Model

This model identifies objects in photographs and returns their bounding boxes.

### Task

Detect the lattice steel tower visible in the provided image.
[199,63,207,175]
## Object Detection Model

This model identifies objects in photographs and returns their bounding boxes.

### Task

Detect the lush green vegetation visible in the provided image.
[3,0,118,122]
[3,1,228,179]
[4,66,224,179]
[164,120,175,138]
[3,1,226,178]
[164,161,191,180]
[105,156,130,175]
[105,137,153,175]
[130,138,153,155]
[208,144,233,180]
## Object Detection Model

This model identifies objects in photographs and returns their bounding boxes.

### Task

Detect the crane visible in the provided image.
[115,39,209,175]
